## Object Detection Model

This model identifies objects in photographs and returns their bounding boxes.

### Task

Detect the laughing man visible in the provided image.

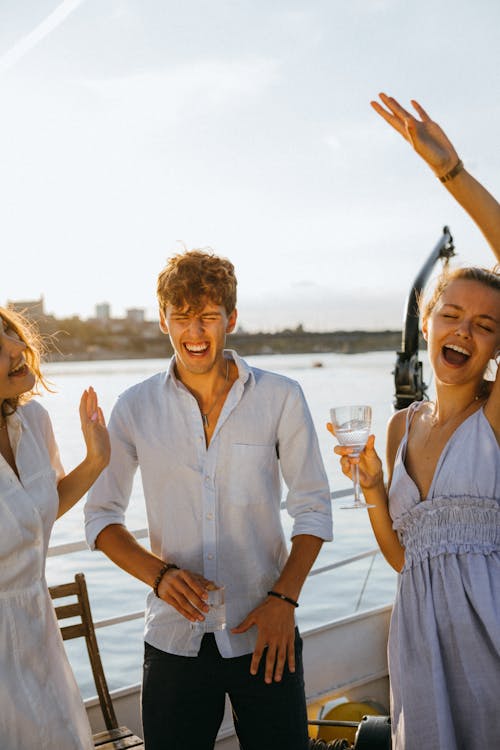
[84,249,332,750]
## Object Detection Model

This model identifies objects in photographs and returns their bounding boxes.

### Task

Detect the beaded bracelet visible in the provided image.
[439,159,464,183]
[267,590,299,608]
[153,562,179,597]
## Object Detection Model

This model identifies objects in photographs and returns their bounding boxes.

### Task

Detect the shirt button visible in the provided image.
[206,513,213,520]
[207,553,214,560]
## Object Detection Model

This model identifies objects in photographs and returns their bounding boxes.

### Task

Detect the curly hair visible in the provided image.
[0,307,51,418]
[157,249,237,315]
[422,264,500,320]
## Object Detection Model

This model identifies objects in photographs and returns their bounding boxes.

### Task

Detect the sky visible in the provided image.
[1,0,499,331]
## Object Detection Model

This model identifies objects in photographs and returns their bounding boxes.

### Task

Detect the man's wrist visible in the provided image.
[267,590,299,608]
[153,562,179,597]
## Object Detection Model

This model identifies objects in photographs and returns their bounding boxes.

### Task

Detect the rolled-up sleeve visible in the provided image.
[277,383,333,541]
[84,397,139,549]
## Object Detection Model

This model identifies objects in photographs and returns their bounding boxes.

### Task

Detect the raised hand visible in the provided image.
[371,93,459,178]
[56,387,111,517]
[79,387,110,470]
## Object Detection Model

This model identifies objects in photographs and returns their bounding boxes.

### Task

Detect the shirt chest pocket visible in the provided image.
[226,443,279,506]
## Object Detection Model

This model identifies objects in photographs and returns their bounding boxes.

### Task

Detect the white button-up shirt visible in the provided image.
[85,350,332,657]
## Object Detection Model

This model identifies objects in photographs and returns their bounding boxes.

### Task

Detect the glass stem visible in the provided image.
[353,461,361,502]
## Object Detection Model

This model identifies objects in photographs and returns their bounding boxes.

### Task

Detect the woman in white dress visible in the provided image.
[0,307,110,750]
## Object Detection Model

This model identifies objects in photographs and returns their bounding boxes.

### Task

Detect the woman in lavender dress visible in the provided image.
[329,95,500,749]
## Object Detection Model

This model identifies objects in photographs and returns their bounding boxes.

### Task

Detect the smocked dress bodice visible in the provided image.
[389,404,500,565]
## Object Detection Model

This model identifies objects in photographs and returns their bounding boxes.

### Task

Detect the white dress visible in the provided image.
[0,400,93,750]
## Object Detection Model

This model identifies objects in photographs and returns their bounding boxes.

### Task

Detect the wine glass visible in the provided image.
[329,405,375,509]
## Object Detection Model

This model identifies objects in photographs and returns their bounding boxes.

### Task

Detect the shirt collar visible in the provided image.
[3,407,23,454]
[6,407,23,433]
[164,349,255,389]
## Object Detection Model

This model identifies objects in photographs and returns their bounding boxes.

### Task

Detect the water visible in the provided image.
[334,426,371,454]
[191,587,227,633]
[41,350,414,697]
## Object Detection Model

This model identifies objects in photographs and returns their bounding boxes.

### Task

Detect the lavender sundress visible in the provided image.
[387,403,500,749]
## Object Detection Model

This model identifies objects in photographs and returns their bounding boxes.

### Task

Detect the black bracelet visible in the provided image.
[267,590,299,608]
[153,562,179,597]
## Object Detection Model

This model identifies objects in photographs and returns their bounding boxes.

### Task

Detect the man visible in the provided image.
[84,250,332,750]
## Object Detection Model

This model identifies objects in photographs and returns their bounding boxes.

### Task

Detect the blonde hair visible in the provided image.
[422,265,500,321]
[157,249,237,315]
[0,307,52,417]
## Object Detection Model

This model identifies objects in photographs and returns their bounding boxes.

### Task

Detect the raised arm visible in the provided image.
[372,93,500,260]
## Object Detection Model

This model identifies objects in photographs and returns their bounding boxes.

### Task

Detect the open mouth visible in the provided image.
[184,343,209,356]
[9,362,28,377]
[442,344,470,366]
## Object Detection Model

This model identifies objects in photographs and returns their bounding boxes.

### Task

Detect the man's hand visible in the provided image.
[231,597,296,684]
[157,568,214,623]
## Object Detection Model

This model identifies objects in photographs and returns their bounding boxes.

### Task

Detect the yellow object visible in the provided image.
[317,697,385,744]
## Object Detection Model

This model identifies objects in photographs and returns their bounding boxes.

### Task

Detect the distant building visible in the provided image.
[95,302,111,321]
[126,308,145,324]
[7,296,45,321]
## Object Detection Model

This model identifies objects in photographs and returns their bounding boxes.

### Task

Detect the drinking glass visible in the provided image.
[330,405,375,509]
[190,584,226,633]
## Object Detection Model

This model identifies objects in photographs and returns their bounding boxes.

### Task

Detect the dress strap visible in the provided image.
[404,400,423,439]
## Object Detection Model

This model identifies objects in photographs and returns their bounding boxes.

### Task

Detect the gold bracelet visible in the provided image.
[439,159,464,183]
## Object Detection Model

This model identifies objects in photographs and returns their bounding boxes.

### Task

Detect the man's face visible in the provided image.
[160,299,237,378]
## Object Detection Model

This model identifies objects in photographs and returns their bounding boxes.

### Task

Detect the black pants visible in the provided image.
[142,630,309,750]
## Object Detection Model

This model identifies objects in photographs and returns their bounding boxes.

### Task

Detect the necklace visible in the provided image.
[200,360,230,429]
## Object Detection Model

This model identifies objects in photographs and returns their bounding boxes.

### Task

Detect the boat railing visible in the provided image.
[47,488,384,634]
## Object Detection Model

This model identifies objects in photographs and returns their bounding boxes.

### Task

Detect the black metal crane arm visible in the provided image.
[393,226,455,410]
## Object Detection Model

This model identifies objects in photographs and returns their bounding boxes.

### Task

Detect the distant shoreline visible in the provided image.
[45,329,416,362]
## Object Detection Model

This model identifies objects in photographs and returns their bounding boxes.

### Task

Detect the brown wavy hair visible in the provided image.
[0,307,52,417]
[157,249,237,315]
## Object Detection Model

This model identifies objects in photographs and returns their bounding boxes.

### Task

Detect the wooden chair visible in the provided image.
[49,572,144,749]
